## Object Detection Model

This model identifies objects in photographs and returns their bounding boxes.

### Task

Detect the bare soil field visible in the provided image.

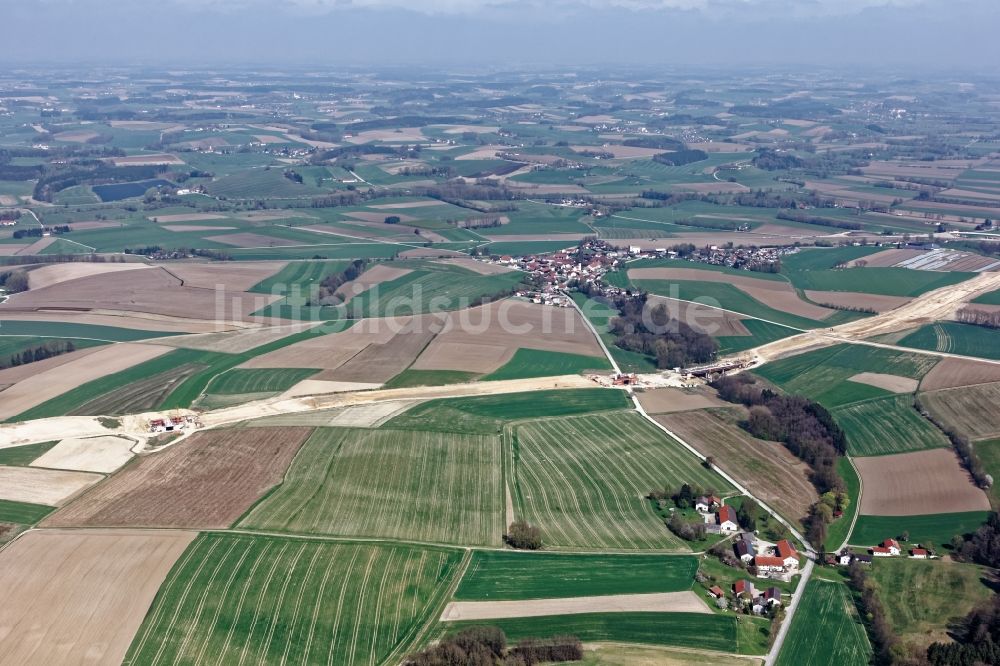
[849,249,924,267]
[0,194,20,205]
[0,343,172,421]
[920,382,1000,440]
[109,120,183,130]
[920,357,1000,390]
[3,267,279,322]
[432,257,517,275]
[0,528,196,666]
[323,319,437,383]
[67,220,122,231]
[15,237,58,255]
[571,145,664,159]
[370,200,442,209]
[455,145,510,161]
[411,300,604,373]
[658,409,817,526]
[440,591,710,622]
[111,154,184,166]
[0,245,30,256]
[44,427,312,529]
[629,267,837,320]
[0,310,236,334]
[26,262,152,290]
[345,127,428,144]
[505,183,592,195]
[636,387,728,414]
[848,372,919,394]
[155,321,320,353]
[0,346,104,386]
[482,232,590,242]
[0,465,103,505]
[240,317,399,370]
[165,261,285,291]
[855,448,991,516]
[686,141,754,152]
[252,134,287,144]
[53,130,99,143]
[162,224,238,232]
[31,435,135,473]
[805,290,910,313]
[149,212,229,223]
[335,264,413,303]
[647,296,750,337]
[862,161,967,180]
[280,379,381,398]
[205,232,300,248]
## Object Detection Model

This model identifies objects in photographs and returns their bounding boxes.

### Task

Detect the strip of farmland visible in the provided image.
[239,426,505,546]
[124,533,464,666]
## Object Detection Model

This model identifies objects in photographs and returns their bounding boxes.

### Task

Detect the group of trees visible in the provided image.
[652,149,709,166]
[950,512,1000,568]
[305,260,367,307]
[711,374,847,544]
[12,225,69,239]
[2,340,76,371]
[608,294,718,370]
[776,210,862,231]
[404,626,582,666]
[0,270,29,294]
[927,594,1000,665]
[955,306,1000,331]
[504,520,542,550]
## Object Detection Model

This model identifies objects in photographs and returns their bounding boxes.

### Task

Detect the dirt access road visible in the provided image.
[746,270,1000,364]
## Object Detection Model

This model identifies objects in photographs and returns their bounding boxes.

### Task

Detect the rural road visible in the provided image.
[764,558,815,666]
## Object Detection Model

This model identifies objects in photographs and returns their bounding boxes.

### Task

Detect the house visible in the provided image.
[753,555,785,576]
[883,539,901,556]
[708,585,725,599]
[910,548,928,559]
[871,546,892,557]
[776,539,799,570]
[733,579,755,598]
[695,496,711,513]
[838,551,853,566]
[735,540,756,563]
[751,599,766,615]
[718,505,738,533]
[854,554,873,565]
[764,587,783,606]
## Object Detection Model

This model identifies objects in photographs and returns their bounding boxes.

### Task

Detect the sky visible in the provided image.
[3,0,998,69]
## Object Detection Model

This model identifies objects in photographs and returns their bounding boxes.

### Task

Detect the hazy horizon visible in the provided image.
[3,0,998,70]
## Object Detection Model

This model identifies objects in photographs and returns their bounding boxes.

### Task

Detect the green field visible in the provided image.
[442,612,757,655]
[384,388,631,434]
[897,321,1000,360]
[124,534,464,666]
[570,292,658,373]
[975,438,1000,502]
[717,319,798,354]
[871,558,993,652]
[0,441,58,466]
[240,427,504,546]
[249,260,348,295]
[780,246,973,297]
[972,288,1000,305]
[0,498,56,524]
[510,411,732,550]
[825,457,861,551]
[207,368,318,394]
[382,369,479,389]
[349,264,525,318]
[482,348,610,381]
[775,578,871,666]
[454,551,697,600]
[832,394,949,456]
[755,344,938,408]
[0,320,175,341]
[850,511,991,546]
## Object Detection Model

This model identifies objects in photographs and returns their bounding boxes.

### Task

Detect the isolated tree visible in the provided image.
[505,520,542,550]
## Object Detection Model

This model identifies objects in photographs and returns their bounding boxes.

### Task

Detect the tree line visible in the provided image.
[404,626,582,666]
[3,340,76,370]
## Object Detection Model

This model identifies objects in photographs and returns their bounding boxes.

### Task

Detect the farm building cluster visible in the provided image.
[830,538,932,567]
[708,579,784,616]
[695,497,801,581]
[495,239,624,305]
